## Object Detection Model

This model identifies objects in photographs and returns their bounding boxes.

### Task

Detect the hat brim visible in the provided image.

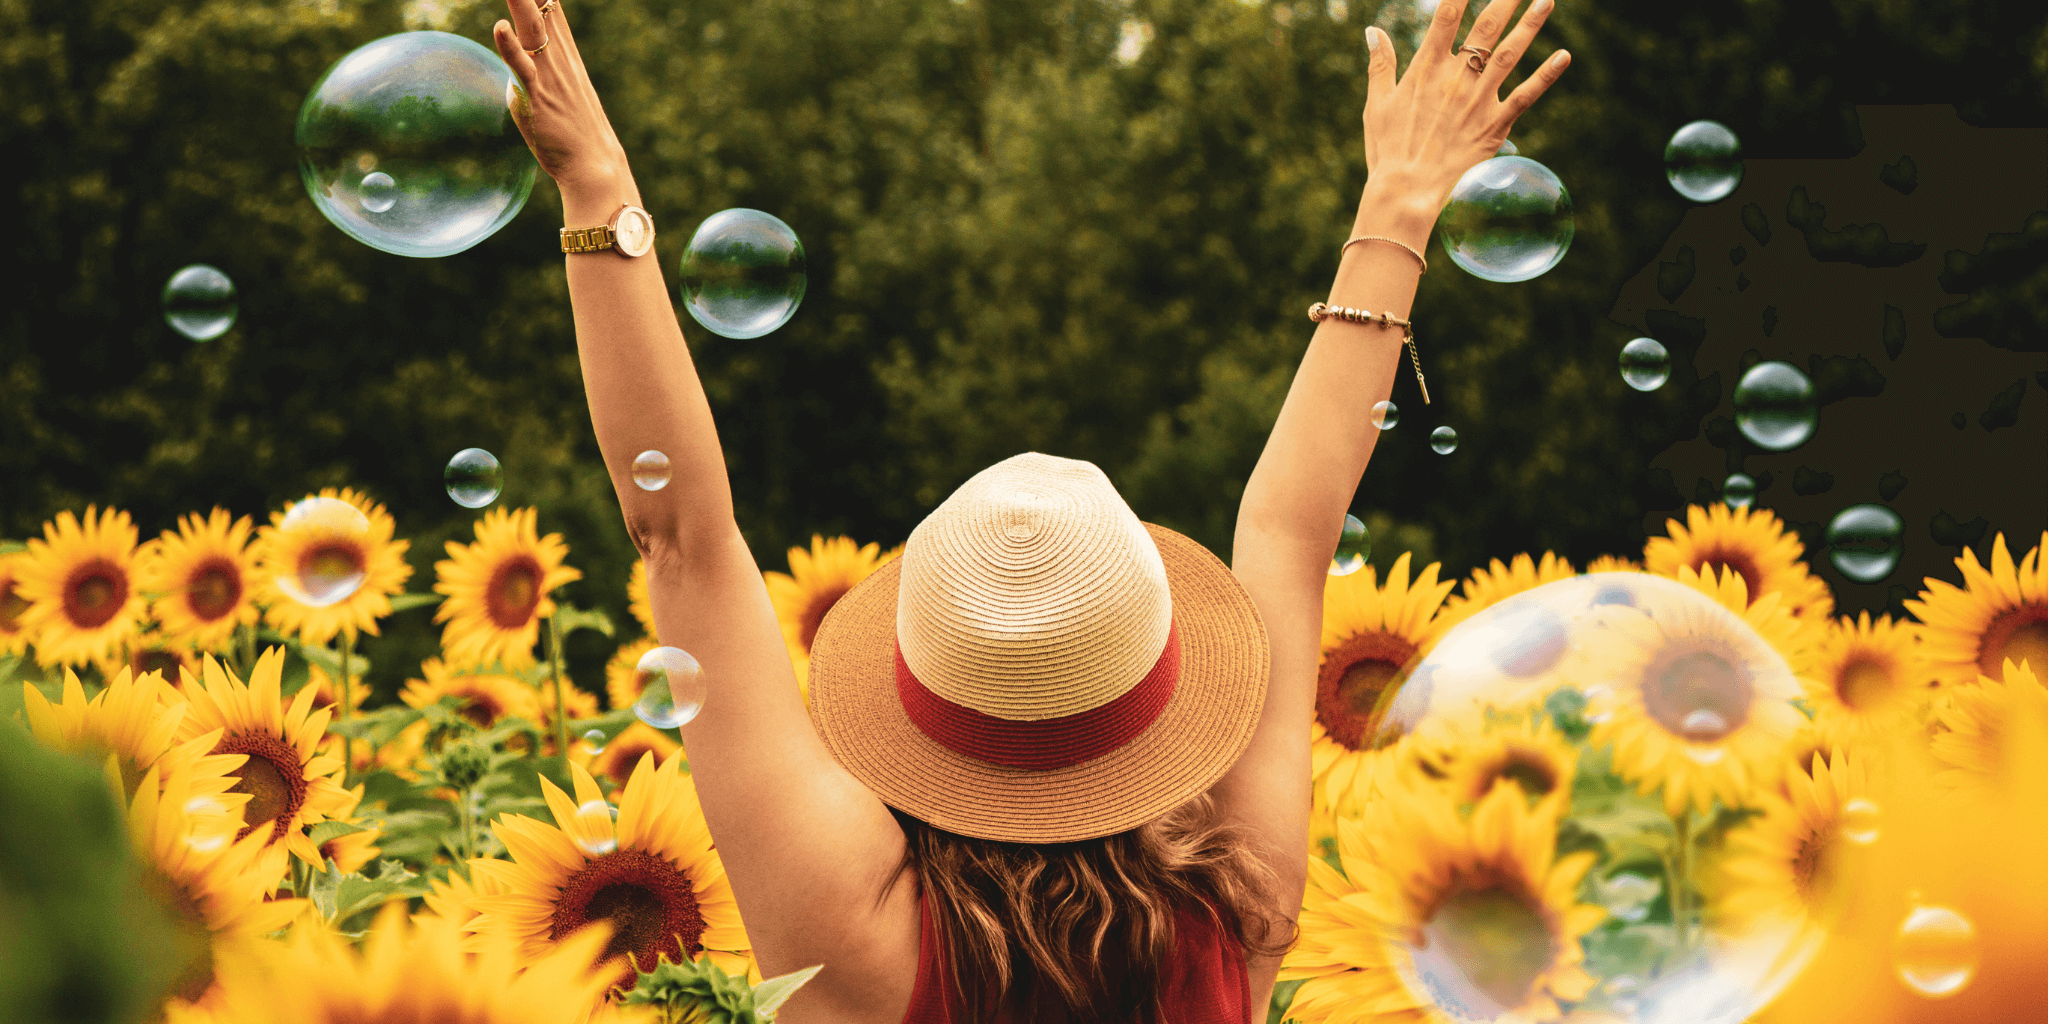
[806,524,1269,843]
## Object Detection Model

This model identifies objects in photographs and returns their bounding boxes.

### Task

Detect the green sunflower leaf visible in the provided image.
[621,953,757,1021]
[0,539,24,555]
[306,820,369,847]
[552,604,616,639]
[385,592,445,612]
[753,963,824,1016]
[314,859,434,924]
[327,702,428,747]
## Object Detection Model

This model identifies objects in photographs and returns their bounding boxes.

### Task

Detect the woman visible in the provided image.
[488,0,1569,1019]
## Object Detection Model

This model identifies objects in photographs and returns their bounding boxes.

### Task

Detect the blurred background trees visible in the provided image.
[3,0,2043,698]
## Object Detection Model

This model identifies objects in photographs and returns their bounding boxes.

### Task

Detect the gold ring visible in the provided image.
[524,34,549,55]
[538,0,557,15]
[1459,45,1492,73]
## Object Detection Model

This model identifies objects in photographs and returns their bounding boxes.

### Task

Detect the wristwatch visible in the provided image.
[561,204,656,257]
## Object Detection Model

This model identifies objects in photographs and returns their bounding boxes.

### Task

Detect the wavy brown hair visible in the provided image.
[879,793,1296,1024]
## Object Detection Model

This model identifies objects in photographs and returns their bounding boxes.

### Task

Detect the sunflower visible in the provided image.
[1802,612,1933,749]
[131,762,306,1003]
[466,754,756,986]
[21,666,244,801]
[606,636,661,712]
[1282,785,1605,1024]
[416,864,505,927]
[1433,715,1579,812]
[434,507,582,672]
[13,506,148,667]
[1312,552,1457,821]
[316,783,383,876]
[139,509,260,653]
[1713,747,1871,937]
[1644,503,1834,625]
[402,657,545,727]
[1435,551,1578,635]
[187,901,641,1024]
[97,630,202,687]
[253,488,413,646]
[1928,659,2047,788]
[628,558,655,637]
[1905,531,2048,689]
[577,721,683,790]
[1585,555,1641,574]
[763,535,900,703]
[1581,566,1810,816]
[174,649,355,866]
[0,552,33,656]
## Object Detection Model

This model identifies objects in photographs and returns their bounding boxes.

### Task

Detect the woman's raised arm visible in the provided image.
[490,1,917,1014]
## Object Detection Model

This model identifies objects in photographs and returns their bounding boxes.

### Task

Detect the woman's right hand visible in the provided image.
[491,0,632,195]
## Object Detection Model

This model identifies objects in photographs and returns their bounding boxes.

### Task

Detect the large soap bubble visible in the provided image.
[679,209,807,339]
[1316,574,1827,1024]
[296,32,536,258]
[1439,156,1575,283]
[1666,120,1744,203]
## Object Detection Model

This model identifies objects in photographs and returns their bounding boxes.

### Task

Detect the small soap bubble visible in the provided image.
[1496,138,1518,156]
[1665,119,1744,203]
[631,449,672,491]
[275,498,371,608]
[1371,400,1399,430]
[570,799,619,856]
[162,264,238,341]
[1438,156,1574,283]
[1827,504,1904,583]
[296,31,537,257]
[185,831,230,854]
[444,448,502,508]
[1595,872,1662,924]
[1723,473,1757,509]
[1619,337,1670,391]
[1330,514,1371,577]
[633,646,706,729]
[1840,797,1880,845]
[1894,904,1979,997]
[1733,361,1817,450]
[581,728,607,755]
[1430,426,1459,454]
[680,208,807,339]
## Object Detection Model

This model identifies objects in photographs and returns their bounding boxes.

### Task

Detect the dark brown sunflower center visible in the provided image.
[797,585,852,653]
[1494,749,1559,797]
[63,559,127,629]
[185,558,243,621]
[1979,605,2048,682]
[0,582,28,633]
[551,847,706,975]
[134,650,184,679]
[138,866,216,1001]
[1836,656,1898,711]
[487,556,545,629]
[1643,646,1753,742]
[1694,547,1763,604]
[1792,822,1835,906]
[1412,884,1557,1017]
[215,731,309,844]
[457,690,506,728]
[1314,630,1419,752]
[597,740,659,783]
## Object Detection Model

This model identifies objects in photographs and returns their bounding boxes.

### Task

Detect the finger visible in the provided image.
[504,0,548,54]
[1495,48,1570,129]
[1413,0,1472,73]
[491,20,540,96]
[1481,0,1554,91]
[1362,26,1395,167]
[1458,0,1524,54]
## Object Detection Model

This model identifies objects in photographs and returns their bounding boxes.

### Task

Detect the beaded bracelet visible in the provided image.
[1308,302,1432,405]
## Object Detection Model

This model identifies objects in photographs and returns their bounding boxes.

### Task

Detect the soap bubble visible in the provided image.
[581,728,606,755]
[679,208,807,339]
[1893,904,1978,997]
[570,799,618,856]
[1838,797,1880,845]
[1431,426,1459,454]
[1665,120,1744,203]
[1439,156,1574,283]
[162,264,238,341]
[1496,138,1518,156]
[1826,504,1904,583]
[1723,473,1756,509]
[1357,574,1819,1024]
[444,448,501,508]
[633,646,705,729]
[631,450,672,491]
[1733,361,1817,451]
[275,498,371,608]
[1331,514,1371,577]
[296,31,536,258]
[1619,337,1670,391]
[1372,400,1399,430]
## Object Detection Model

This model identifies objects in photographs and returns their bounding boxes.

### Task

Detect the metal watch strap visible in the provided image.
[560,224,616,254]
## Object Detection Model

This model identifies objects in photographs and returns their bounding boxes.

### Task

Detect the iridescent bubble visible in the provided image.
[631,450,672,491]
[570,799,618,856]
[679,208,807,339]
[1619,337,1669,391]
[1496,138,1518,156]
[1431,426,1459,454]
[296,32,537,258]
[1894,904,1978,997]
[1665,120,1744,203]
[1439,156,1574,283]
[1827,504,1904,583]
[1723,473,1757,509]
[1733,361,1817,450]
[275,498,370,608]
[1839,797,1880,845]
[1330,514,1371,577]
[444,448,501,508]
[161,264,238,341]
[633,646,705,729]
[1372,400,1399,430]
[581,728,606,755]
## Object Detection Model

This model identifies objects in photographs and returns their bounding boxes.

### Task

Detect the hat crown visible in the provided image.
[896,453,1173,721]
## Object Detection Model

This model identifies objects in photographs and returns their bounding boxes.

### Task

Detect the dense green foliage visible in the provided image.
[4,0,2042,697]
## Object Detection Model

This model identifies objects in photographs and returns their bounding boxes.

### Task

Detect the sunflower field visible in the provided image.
[1,486,2042,1023]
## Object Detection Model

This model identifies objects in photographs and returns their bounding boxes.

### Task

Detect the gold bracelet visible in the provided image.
[1307,302,1432,405]
[1341,234,1428,275]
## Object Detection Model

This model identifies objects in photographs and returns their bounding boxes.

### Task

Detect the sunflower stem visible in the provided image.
[1671,810,1693,950]
[455,786,477,864]
[339,632,354,790]
[546,615,570,763]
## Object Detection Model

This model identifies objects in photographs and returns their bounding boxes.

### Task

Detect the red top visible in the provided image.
[899,887,1253,1024]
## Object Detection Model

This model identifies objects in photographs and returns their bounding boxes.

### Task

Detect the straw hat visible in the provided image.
[806,453,1269,843]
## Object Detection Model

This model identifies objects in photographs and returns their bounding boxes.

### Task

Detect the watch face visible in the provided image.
[615,208,655,257]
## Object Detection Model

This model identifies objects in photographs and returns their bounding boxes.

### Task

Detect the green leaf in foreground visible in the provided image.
[622,954,823,1023]
[385,592,445,612]
[310,858,434,924]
